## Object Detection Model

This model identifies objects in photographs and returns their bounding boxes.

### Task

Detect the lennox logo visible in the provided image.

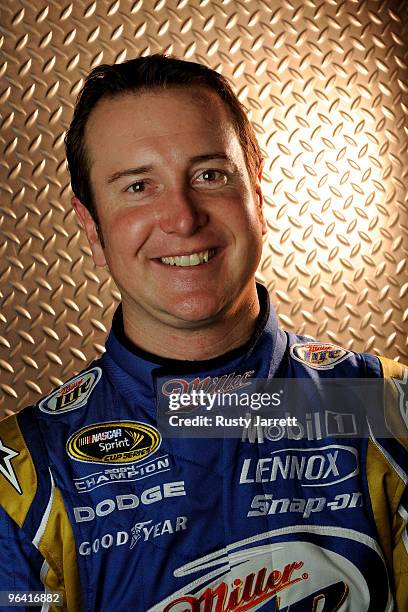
[239,445,359,488]
[39,368,102,413]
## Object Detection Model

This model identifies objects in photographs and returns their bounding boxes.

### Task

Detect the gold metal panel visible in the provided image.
[1,0,407,415]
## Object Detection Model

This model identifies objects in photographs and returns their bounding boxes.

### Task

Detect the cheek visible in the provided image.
[102,208,153,258]
[233,195,263,235]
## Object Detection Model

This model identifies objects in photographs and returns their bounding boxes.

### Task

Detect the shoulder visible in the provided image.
[0,408,39,527]
[286,333,407,380]
[0,402,82,605]
[0,362,104,523]
[375,356,408,452]
[377,355,407,380]
[286,335,381,376]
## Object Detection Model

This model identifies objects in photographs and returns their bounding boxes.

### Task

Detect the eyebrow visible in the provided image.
[107,166,153,184]
[106,153,232,184]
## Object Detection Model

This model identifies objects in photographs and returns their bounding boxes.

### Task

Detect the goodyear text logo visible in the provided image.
[67,421,161,464]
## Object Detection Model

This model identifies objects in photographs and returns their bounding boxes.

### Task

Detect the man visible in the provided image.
[0,55,407,611]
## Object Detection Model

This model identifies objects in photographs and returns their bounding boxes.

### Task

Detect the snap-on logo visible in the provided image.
[290,342,352,370]
[239,445,359,487]
[39,367,102,413]
[67,421,161,464]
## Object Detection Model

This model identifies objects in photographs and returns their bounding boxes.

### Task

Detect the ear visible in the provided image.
[71,197,106,267]
[255,163,267,236]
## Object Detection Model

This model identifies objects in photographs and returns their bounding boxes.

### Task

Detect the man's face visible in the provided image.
[75,87,266,329]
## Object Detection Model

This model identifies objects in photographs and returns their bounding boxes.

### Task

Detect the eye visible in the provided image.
[193,169,228,188]
[125,181,146,194]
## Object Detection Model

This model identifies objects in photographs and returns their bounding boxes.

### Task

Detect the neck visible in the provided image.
[121,287,261,361]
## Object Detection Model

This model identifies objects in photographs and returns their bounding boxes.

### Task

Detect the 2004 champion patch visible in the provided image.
[290,342,352,370]
[67,421,162,464]
[39,367,102,414]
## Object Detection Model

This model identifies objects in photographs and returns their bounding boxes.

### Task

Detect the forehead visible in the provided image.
[84,86,241,163]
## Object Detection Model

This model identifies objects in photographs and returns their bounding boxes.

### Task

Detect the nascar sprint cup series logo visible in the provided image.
[67,421,161,464]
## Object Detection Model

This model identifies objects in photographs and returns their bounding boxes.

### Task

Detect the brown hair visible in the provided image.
[65,54,263,220]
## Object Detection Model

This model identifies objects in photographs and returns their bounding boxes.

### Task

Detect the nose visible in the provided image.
[158,187,208,236]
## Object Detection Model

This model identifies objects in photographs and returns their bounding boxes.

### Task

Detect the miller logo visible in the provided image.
[161,370,254,398]
[39,368,102,414]
[67,421,161,464]
[148,535,376,611]
[290,343,352,370]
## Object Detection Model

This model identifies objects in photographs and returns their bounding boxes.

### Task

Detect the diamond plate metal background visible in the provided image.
[1,0,407,415]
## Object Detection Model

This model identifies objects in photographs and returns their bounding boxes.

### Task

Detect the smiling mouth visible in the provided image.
[160,249,217,267]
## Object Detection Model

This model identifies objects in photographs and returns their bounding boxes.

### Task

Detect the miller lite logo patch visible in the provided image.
[39,367,102,414]
[290,342,352,370]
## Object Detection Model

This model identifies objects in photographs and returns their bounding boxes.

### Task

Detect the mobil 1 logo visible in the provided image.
[242,410,358,443]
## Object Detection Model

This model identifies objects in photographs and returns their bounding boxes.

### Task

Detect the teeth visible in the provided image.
[161,250,214,267]
[189,254,200,265]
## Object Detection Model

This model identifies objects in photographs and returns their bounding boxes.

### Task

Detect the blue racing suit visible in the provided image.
[0,285,407,611]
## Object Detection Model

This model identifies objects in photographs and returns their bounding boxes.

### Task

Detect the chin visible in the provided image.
[164,294,227,326]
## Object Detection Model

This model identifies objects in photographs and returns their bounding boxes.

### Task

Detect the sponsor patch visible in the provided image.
[247,491,363,518]
[73,454,171,492]
[67,421,161,464]
[73,481,186,523]
[161,370,254,398]
[78,515,188,556]
[239,444,359,487]
[242,409,358,442]
[148,536,372,611]
[39,367,102,414]
[0,438,21,495]
[130,515,187,549]
[290,342,352,370]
